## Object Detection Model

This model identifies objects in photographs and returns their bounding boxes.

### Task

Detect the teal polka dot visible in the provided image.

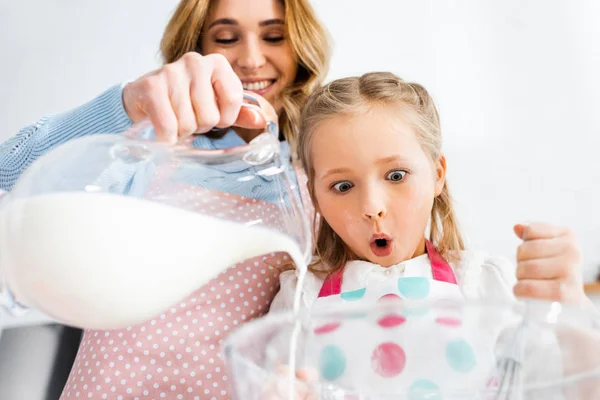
[340,287,366,301]
[397,277,430,299]
[319,345,346,381]
[446,339,477,372]
[408,379,442,400]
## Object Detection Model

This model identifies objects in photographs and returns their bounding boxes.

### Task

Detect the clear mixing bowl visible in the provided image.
[224,298,600,399]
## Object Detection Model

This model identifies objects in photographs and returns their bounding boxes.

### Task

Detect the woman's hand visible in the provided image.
[513,222,593,307]
[122,52,269,143]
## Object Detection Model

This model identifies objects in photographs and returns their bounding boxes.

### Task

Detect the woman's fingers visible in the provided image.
[123,52,274,141]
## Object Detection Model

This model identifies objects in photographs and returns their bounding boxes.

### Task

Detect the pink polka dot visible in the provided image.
[377,293,403,303]
[377,314,406,328]
[371,342,406,378]
[313,322,341,335]
[435,317,462,327]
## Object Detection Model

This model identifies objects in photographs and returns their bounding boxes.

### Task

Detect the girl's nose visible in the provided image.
[364,210,386,220]
[362,184,387,220]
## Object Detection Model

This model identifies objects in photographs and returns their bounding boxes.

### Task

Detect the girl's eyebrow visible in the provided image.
[321,155,410,179]
[321,167,350,180]
[377,155,411,164]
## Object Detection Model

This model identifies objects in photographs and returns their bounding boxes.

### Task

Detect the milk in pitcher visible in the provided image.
[0,192,308,329]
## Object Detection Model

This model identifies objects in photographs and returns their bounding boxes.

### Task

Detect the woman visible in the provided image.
[0,0,329,189]
[0,1,330,398]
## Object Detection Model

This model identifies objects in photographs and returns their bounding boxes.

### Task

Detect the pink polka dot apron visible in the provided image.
[306,241,499,398]
[60,165,314,400]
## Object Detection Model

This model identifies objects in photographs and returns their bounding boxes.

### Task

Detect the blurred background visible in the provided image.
[0,0,599,397]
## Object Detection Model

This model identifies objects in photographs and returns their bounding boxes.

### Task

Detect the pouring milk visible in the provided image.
[0,191,308,330]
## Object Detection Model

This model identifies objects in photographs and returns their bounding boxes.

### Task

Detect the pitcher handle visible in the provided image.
[123,91,278,145]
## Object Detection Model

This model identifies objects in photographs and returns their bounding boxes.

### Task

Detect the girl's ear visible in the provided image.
[434,155,447,196]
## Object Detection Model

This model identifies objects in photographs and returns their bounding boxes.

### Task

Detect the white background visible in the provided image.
[1,0,599,279]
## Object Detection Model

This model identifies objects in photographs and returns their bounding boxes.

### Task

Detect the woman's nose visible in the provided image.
[237,37,266,71]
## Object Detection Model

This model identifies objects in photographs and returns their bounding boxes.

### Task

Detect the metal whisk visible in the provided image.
[493,312,530,400]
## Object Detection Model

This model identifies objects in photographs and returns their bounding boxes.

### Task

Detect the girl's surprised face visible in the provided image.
[310,105,446,267]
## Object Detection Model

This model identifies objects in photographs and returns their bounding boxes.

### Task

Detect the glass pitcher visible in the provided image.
[0,93,311,331]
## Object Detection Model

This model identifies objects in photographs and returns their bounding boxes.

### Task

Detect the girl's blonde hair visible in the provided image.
[298,72,465,274]
[160,0,331,152]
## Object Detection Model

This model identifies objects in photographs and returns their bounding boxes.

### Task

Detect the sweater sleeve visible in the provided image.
[0,84,133,191]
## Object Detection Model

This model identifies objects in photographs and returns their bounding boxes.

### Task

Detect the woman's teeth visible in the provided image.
[242,80,273,91]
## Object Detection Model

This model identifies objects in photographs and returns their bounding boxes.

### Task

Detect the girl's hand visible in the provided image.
[513,222,592,307]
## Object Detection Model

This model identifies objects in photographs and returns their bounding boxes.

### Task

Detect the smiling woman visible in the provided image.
[161,0,330,148]
[201,10,297,110]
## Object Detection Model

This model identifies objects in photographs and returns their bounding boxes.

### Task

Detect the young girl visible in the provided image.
[268,72,594,396]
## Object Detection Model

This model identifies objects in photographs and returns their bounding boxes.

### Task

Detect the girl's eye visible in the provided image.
[332,181,354,193]
[386,170,407,182]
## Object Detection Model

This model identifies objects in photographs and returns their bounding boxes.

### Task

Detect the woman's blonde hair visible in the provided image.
[159,0,331,152]
[298,72,465,274]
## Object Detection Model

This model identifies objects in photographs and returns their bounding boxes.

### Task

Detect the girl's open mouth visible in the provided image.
[369,235,393,257]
